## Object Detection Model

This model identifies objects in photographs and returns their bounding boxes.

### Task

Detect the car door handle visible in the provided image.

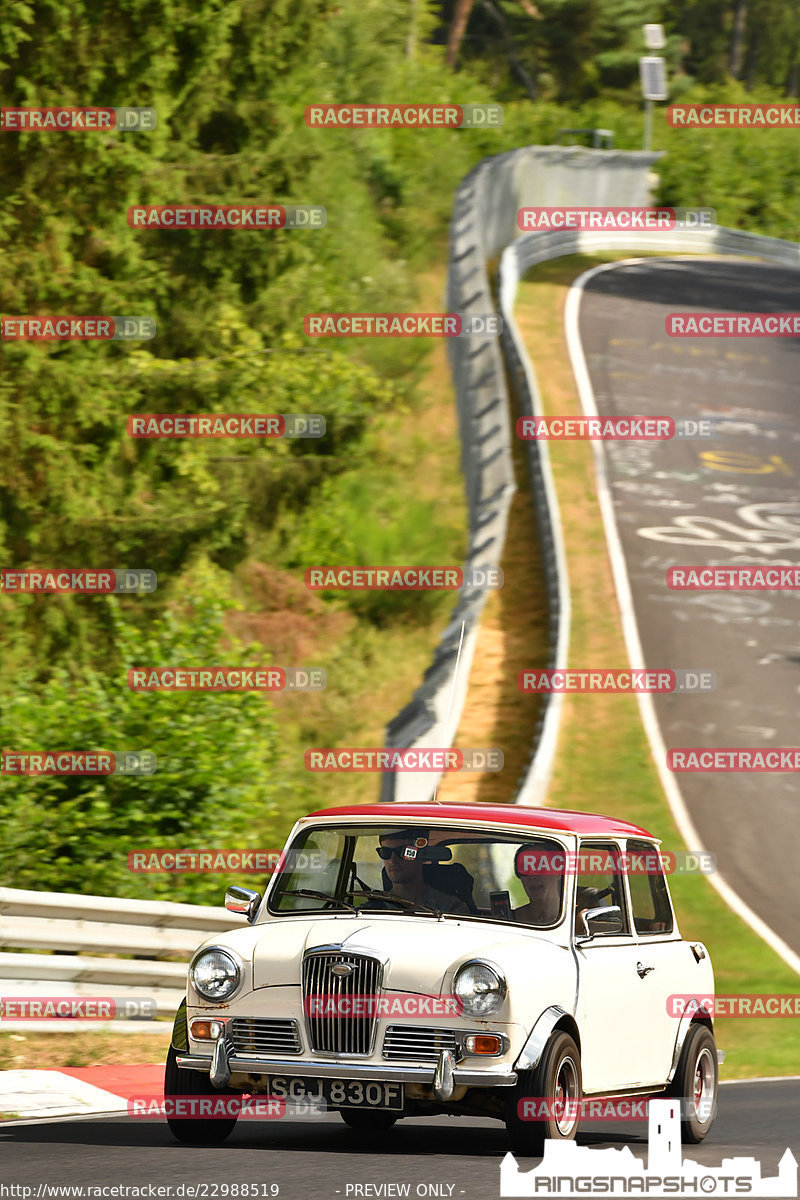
[636,962,655,978]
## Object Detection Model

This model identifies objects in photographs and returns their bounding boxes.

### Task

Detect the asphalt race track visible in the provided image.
[574,257,800,959]
[1,1080,798,1196]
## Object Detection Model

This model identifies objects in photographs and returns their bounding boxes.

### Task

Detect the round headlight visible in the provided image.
[190,948,241,1002]
[453,960,506,1017]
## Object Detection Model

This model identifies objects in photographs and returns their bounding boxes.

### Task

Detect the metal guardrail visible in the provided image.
[382,145,660,805]
[0,887,246,1021]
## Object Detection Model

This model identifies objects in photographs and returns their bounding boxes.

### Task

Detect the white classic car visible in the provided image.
[165,802,721,1154]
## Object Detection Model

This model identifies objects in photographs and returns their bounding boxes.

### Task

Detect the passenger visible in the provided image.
[512,843,564,926]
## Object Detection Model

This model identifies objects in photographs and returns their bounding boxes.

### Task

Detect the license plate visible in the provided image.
[263,1076,404,1110]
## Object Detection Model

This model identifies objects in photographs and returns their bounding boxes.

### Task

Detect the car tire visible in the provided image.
[668,1022,718,1144]
[338,1108,399,1132]
[505,1030,582,1157]
[164,1043,239,1145]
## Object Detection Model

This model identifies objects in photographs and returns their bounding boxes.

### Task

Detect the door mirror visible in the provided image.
[576,904,623,941]
[226,886,261,924]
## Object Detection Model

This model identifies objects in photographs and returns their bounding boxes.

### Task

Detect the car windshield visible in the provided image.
[267,823,567,928]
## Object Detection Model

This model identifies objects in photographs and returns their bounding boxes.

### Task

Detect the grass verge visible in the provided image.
[0,1028,172,1071]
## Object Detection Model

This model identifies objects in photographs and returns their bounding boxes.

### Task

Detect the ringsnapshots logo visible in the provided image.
[516,206,716,231]
[127,205,326,229]
[0,997,157,1020]
[668,103,800,127]
[667,312,800,337]
[303,313,502,338]
[518,669,716,693]
[126,414,325,438]
[0,107,156,131]
[127,848,326,873]
[304,103,503,128]
[305,566,503,589]
[127,668,325,691]
[1,751,157,776]
[0,568,157,594]
[1,316,155,340]
[516,416,712,440]
[305,748,503,772]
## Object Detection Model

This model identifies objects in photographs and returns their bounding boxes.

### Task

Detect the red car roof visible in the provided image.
[303,802,656,840]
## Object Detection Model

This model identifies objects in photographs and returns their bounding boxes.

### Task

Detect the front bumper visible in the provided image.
[177,1051,517,1090]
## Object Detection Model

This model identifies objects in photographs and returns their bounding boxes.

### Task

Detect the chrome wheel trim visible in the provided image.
[694,1045,716,1124]
[552,1054,580,1136]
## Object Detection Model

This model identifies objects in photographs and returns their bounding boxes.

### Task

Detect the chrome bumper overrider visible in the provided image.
[177,1051,517,1089]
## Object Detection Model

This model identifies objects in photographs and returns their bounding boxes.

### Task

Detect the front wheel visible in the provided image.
[339,1108,399,1132]
[164,1043,239,1145]
[668,1022,718,1143]
[505,1030,582,1157]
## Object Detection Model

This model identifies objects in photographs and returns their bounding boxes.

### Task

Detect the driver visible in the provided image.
[373,829,471,916]
[512,842,565,926]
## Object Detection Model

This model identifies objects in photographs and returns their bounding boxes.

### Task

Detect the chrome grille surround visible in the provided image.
[228,1017,302,1056]
[302,948,383,1056]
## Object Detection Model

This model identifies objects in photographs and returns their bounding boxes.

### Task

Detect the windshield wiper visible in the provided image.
[283,889,358,913]
[348,888,440,916]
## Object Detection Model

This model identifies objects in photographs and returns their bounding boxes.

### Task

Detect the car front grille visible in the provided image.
[228,1017,302,1056]
[302,949,383,1055]
[382,1026,460,1062]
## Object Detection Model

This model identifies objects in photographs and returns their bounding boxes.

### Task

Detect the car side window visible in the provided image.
[626,840,674,935]
[574,841,630,937]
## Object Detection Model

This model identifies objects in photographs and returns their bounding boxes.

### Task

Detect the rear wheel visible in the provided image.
[668,1022,718,1143]
[339,1107,399,1132]
[164,1043,239,1145]
[505,1031,582,1157]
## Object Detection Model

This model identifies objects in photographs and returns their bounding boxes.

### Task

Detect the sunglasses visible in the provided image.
[376,846,417,861]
